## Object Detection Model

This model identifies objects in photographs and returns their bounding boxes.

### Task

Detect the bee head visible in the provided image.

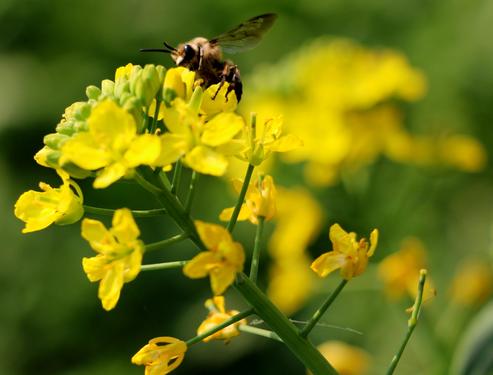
[173,43,199,68]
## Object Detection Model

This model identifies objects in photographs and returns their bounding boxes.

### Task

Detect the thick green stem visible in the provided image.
[227,164,255,233]
[235,273,337,374]
[249,217,265,283]
[300,279,348,338]
[186,309,254,346]
[386,270,427,375]
[145,233,188,252]
[141,260,188,271]
[84,205,167,218]
[185,171,199,214]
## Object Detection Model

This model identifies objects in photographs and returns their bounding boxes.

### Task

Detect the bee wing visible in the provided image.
[210,13,277,54]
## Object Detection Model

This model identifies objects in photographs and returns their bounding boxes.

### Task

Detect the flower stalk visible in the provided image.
[83,205,167,218]
[141,260,188,272]
[227,163,255,232]
[144,233,189,252]
[300,279,348,338]
[386,269,427,375]
[249,216,265,283]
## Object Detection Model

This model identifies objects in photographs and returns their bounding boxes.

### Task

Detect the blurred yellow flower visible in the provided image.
[268,187,322,314]
[14,170,83,233]
[450,259,493,306]
[220,175,277,224]
[378,237,436,300]
[312,341,371,375]
[81,208,144,311]
[60,100,161,188]
[197,296,246,342]
[311,224,378,280]
[132,336,187,375]
[183,221,245,295]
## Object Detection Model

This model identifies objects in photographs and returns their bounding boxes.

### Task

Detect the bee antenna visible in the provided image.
[139,48,172,53]
[163,41,177,51]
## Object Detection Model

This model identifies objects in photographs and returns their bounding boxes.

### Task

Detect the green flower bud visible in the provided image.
[101,79,115,96]
[44,133,70,150]
[86,85,101,100]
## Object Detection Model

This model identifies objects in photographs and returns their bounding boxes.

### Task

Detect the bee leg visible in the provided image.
[212,77,226,100]
[226,66,242,102]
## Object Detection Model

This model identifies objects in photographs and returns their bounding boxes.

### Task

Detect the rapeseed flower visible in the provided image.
[183,221,244,295]
[311,224,378,280]
[219,175,277,224]
[14,170,83,233]
[197,296,246,342]
[313,341,371,375]
[61,100,161,188]
[132,336,187,375]
[81,208,144,310]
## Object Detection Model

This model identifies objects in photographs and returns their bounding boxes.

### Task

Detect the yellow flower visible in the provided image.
[450,259,493,306]
[197,296,247,342]
[377,237,436,300]
[60,100,161,188]
[311,224,378,280]
[132,336,187,375]
[235,114,302,166]
[311,341,371,375]
[267,187,322,314]
[81,208,144,310]
[183,221,245,295]
[157,94,244,176]
[219,175,277,224]
[14,170,83,233]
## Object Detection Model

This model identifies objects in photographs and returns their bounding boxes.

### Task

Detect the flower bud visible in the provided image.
[101,79,115,96]
[44,133,70,150]
[86,85,101,100]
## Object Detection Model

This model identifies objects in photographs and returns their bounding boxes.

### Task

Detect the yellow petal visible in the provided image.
[124,244,144,282]
[153,133,188,166]
[368,229,379,257]
[111,208,140,244]
[99,260,125,310]
[81,218,114,253]
[200,112,244,147]
[195,221,232,250]
[201,83,238,115]
[89,100,136,151]
[124,134,161,167]
[61,132,111,170]
[184,146,228,176]
[183,251,219,278]
[311,252,347,278]
[82,255,107,282]
[93,163,128,189]
[14,190,59,233]
[329,223,354,255]
[210,265,236,295]
[268,134,303,152]
[218,205,251,222]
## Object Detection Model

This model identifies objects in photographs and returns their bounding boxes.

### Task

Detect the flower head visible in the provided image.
[311,224,378,280]
[132,336,187,375]
[61,100,161,188]
[183,221,245,295]
[81,208,144,310]
[14,170,83,233]
[220,175,277,224]
[197,296,247,342]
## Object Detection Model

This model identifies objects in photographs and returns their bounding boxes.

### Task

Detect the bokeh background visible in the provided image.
[2,0,493,374]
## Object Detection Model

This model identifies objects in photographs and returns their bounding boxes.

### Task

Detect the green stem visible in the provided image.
[239,325,282,342]
[227,164,255,233]
[145,233,188,252]
[135,168,202,248]
[83,205,167,218]
[249,217,265,283]
[171,160,183,195]
[300,279,348,338]
[141,260,187,271]
[235,273,337,374]
[386,269,427,375]
[186,308,254,346]
[185,171,199,214]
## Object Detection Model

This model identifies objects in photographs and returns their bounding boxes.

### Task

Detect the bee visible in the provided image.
[141,13,277,101]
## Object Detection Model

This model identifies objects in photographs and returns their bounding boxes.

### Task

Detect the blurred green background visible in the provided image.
[2,0,493,374]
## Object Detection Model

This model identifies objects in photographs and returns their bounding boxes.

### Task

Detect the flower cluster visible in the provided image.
[243,38,486,185]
